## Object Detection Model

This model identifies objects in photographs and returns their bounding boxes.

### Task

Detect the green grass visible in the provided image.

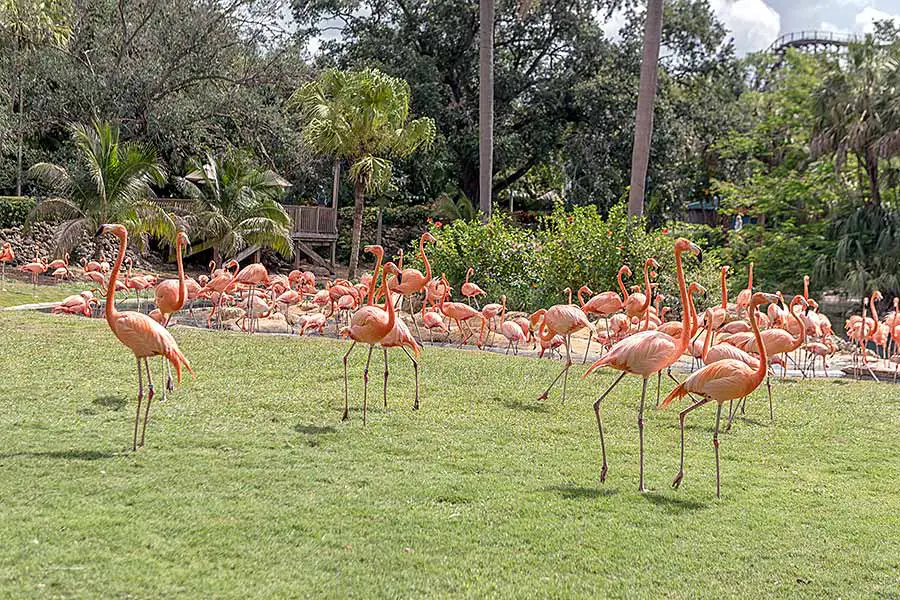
[1,310,899,598]
[0,278,88,308]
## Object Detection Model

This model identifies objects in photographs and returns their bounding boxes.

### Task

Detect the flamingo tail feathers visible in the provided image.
[660,381,689,409]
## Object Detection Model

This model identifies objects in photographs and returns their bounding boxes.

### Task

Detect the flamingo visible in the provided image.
[124,258,152,310]
[708,266,730,330]
[583,239,701,491]
[392,232,437,336]
[0,241,14,288]
[422,308,449,342]
[96,224,193,451]
[298,312,327,335]
[153,232,190,326]
[803,340,835,377]
[662,292,779,498]
[52,290,95,317]
[461,267,487,307]
[579,265,631,361]
[496,296,528,354]
[535,285,598,402]
[438,275,486,346]
[202,259,238,328]
[734,262,753,317]
[20,257,47,289]
[340,261,401,424]
[231,261,270,333]
[82,257,102,273]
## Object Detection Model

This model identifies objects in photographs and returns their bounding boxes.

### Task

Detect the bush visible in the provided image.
[0,197,36,228]
[411,201,724,313]
[336,204,431,264]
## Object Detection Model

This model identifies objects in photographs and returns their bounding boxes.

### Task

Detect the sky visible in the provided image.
[706,0,900,54]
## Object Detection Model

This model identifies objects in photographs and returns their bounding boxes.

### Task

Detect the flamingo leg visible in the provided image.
[656,370,662,407]
[593,371,627,483]
[506,341,512,355]
[638,376,648,493]
[562,335,571,402]
[133,358,143,451]
[713,402,724,498]
[362,346,374,425]
[726,397,744,431]
[382,347,389,408]
[140,358,155,447]
[342,341,357,422]
[408,296,423,340]
[402,346,420,410]
[582,319,592,364]
[537,335,572,401]
[672,397,711,490]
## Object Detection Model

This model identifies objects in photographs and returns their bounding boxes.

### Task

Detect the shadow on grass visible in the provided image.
[0,449,118,461]
[294,424,337,435]
[93,395,127,411]
[542,484,618,499]
[502,399,549,413]
[642,491,707,512]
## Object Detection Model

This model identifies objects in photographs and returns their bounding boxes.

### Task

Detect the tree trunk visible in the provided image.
[626,0,664,220]
[376,205,383,246]
[478,0,495,223]
[212,245,221,267]
[348,179,366,279]
[865,149,880,206]
[331,159,340,209]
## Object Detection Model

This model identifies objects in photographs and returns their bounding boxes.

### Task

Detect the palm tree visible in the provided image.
[811,38,900,206]
[175,151,293,263]
[28,120,173,253]
[0,0,71,195]
[626,0,665,219]
[293,68,436,278]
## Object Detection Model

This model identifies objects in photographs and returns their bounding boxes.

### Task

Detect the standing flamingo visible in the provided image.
[153,232,190,326]
[497,296,528,354]
[392,232,437,337]
[583,239,701,492]
[461,267,487,307]
[0,241,14,288]
[340,261,400,424]
[735,262,753,317]
[662,292,779,498]
[231,261,270,333]
[96,224,193,450]
[580,265,631,362]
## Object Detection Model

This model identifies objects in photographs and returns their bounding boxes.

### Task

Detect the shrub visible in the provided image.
[336,204,431,264]
[0,197,37,228]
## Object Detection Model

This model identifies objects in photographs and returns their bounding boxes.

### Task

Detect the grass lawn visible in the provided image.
[0,278,89,308]
[1,310,899,598]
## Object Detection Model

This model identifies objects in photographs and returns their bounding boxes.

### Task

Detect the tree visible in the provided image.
[176,151,293,263]
[479,0,494,222]
[811,36,900,206]
[28,120,174,253]
[293,68,436,278]
[626,0,664,219]
[0,0,71,195]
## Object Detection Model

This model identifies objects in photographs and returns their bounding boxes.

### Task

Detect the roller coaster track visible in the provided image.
[769,30,861,55]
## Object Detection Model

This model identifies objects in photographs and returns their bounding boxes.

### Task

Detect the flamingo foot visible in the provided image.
[537,391,548,401]
[672,471,684,489]
[600,463,608,484]
[341,408,349,422]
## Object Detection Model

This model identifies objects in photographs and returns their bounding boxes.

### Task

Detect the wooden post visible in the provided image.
[294,240,300,269]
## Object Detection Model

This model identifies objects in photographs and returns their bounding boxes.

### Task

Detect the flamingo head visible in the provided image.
[382,261,400,277]
[364,244,384,258]
[645,257,660,271]
[578,285,592,296]
[872,290,884,302]
[422,232,437,244]
[674,238,702,262]
[622,265,633,278]
[96,223,127,239]
[175,231,191,251]
[750,292,779,309]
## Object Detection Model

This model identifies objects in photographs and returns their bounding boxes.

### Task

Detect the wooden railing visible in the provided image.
[284,205,337,239]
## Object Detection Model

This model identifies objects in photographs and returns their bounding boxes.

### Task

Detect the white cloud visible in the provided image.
[710,0,782,54]
[855,6,900,34]
[598,8,628,41]
[819,21,851,34]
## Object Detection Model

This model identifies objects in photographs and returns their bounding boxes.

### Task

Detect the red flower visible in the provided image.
[662,227,669,234]
[616,245,624,251]
[567,216,574,223]
[606,230,612,236]
[427,217,434,223]
[434,221,443,228]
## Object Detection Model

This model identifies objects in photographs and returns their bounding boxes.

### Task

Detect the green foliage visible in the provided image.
[26,120,174,253]
[420,202,722,312]
[176,151,293,258]
[336,203,430,263]
[0,196,35,227]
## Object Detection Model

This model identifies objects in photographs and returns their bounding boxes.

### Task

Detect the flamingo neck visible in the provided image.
[499,297,507,323]
[368,252,383,306]
[639,262,652,315]
[749,301,767,382]
[105,231,128,324]
[803,277,809,300]
[674,248,691,356]
[578,287,588,307]
[789,296,805,348]
[720,267,727,309]
[701,317,714,362]
[175,238,187,308]
[465,268,471,285]
[689,289,700,336]
[383,273,396,332]
[617,268,628,301]
[566,288,572,305]
[870,295,879,324]
[747,263,753,289]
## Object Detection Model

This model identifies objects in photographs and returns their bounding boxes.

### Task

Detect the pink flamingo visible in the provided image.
[393,232,437,336]
[153,232,190,326]
[734,262,753,317]
[0,241,14,288]
[579,265,631,361]
[96,224,193,450]
[461,267,487,307]
[438,275,486,346]
[124,258,152,310]
[52,290,95,317]
[340,261,401,424]
[20,257,47,289]
[231,261,270,333]
[298,312,328,335]
[535,286,597,402]
[497,296,528,354]
[583,239,701,491]
[662,292,779,498]
[422,308,448,342]
[47,252,69,271]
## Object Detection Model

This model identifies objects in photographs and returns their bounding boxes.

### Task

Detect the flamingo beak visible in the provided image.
[95,225,107,238]
[689,242,702,262]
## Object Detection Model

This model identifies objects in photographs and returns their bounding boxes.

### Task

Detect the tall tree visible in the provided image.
[0,0,71,195]
[627,0,664,219]
[479,0,494,221]
[293,68,436,278]
[28,120,174,253]
[176,151,293,263]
